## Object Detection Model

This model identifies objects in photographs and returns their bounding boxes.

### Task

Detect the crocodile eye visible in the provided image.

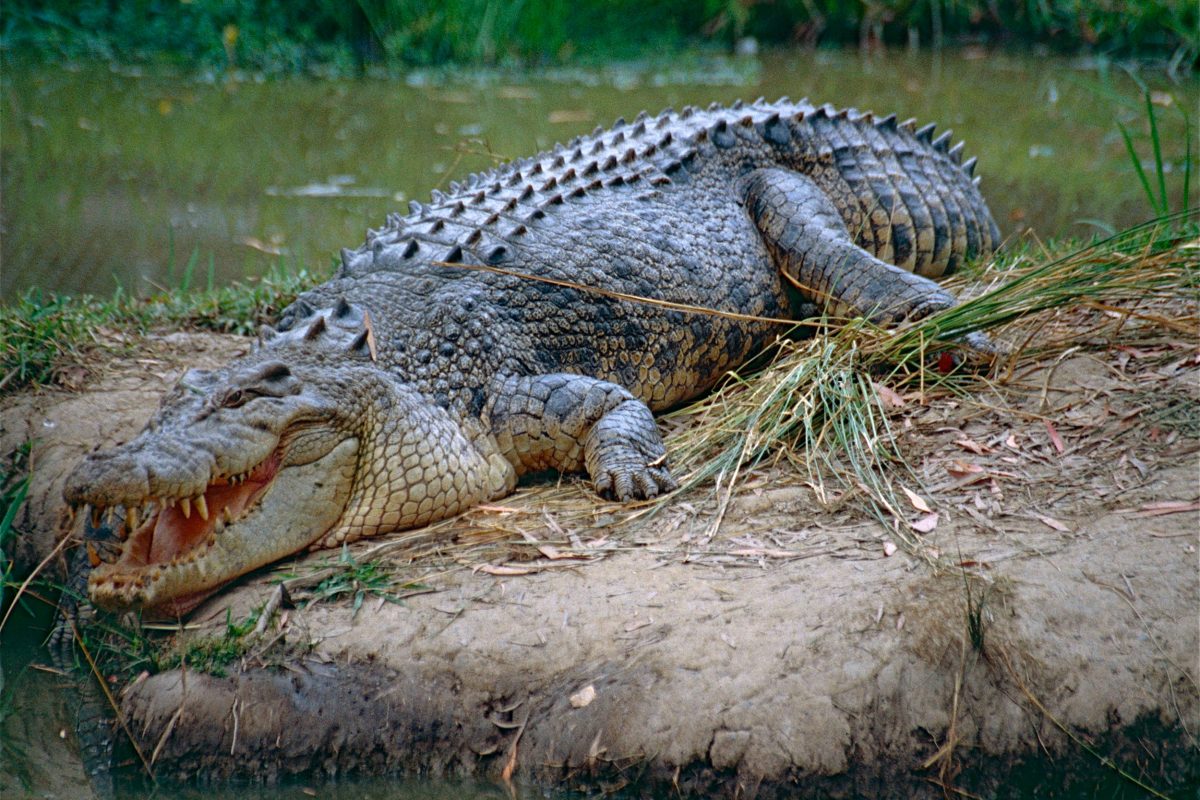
[221,389,246,409]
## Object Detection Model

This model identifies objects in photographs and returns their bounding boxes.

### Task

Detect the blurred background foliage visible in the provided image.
[2,0,1196,72]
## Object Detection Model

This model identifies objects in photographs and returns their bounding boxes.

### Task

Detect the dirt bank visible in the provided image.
[2,330,1197,798]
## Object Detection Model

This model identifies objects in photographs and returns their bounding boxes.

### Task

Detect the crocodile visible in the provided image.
[63,97,1000,616]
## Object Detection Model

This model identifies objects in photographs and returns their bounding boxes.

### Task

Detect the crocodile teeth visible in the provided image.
[195,495,209,521]
[126,504,139,533]
[90,505,103,529]
[181,497,191,519]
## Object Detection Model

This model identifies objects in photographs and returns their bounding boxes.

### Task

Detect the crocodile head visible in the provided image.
[64,315,503,617]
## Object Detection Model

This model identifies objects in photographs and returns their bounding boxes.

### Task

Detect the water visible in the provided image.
[0,49,1196,798]
[1,51,1195,300]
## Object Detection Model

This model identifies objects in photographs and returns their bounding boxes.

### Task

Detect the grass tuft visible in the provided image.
[0,443,32,616]
[657,214,1199,559]
[0,260,319,395]
[301,544,429,616]
[1119,91,1195,217]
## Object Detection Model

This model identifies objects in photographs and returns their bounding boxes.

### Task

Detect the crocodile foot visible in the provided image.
[585,400,678,501]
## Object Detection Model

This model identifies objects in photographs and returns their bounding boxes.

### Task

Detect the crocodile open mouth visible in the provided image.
[82,450,282,577]
[69,435,360,616]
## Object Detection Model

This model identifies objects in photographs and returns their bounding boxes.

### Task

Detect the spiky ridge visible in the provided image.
[339,97,983,281]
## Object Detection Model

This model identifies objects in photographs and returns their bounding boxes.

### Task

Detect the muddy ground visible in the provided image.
[2,325,1197,798]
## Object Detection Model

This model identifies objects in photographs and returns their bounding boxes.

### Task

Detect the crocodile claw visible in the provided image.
[593,457,678,502]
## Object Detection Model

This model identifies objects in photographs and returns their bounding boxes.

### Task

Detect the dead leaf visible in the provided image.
[1045,419,1065,454]
[946,460,985,479]
[902,486,932,513]
[882,541,898,557]
[874,382,906,409]
[954,437,992,455]
[1005,432,1020,450]
[1034,513,1070,532]
[911,513,939,533]
[570,684,596,708]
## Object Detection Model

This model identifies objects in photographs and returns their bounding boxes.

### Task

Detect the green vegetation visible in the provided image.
[300,545,427,615]
[163,608,261,677]
[76,546,429,682]
[0,260,318,394]
[0,443,30,615]
[1120,92,1194,217]
[2,0,1194,73]
[75,605,262,680]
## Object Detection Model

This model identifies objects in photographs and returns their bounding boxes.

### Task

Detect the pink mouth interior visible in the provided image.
[120,452,282,568]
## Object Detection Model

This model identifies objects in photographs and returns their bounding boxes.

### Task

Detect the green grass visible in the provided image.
[1120,91,1194,217]
[164,609,260,677]
[71,545,431,683]
[68,602,262,681]
[0,258,318,394]
[0,443,30,602]
[280,544,432,617]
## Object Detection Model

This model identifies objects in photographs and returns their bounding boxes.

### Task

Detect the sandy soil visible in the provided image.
[2,327,1197,798]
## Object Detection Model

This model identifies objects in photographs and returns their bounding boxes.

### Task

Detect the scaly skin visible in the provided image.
[63,97,1000,614]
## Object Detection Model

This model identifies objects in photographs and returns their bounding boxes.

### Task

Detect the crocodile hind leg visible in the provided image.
[743,167,965,325]
[486,373,677,501]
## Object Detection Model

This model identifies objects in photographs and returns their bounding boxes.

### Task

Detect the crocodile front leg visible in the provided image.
[486,374,676,501]
[743,167,960,325]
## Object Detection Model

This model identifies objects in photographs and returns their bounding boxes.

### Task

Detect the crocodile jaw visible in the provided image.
[85,438,359,616]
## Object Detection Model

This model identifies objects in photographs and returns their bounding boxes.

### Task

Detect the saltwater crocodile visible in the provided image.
[63,97,999,615]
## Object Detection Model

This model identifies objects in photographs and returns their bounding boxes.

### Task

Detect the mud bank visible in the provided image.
[3,331,1197,797]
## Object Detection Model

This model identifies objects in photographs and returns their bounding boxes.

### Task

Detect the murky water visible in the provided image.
[1,51,1195,300]
[0,49,1196,798]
